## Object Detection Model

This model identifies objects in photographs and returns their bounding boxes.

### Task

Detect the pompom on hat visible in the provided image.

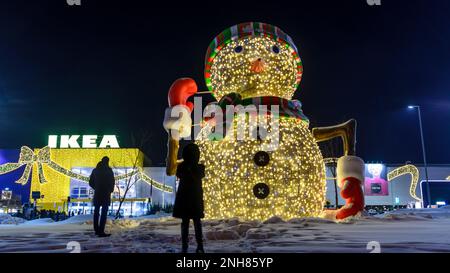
[204,22,303,94]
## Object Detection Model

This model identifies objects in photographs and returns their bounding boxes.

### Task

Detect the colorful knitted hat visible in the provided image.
[204,22,303,94]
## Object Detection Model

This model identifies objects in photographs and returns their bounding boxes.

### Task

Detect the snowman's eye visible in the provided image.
[271,45,280,54]
[234,45,243,53]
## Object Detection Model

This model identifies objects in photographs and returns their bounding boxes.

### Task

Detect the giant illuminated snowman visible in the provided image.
[163,22,364,221]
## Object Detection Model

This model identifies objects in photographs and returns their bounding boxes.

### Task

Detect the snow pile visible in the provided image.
[205,217,291,241]
[376,208,450,220]
[21,218,54,225]
[106,213,173,229]
[0,214,26,225]
[263,216,285,224]
[56,214,92,225]
[302,217,339,225]
[204,218,258,240]
[109,218,141,229]
[55,213,172,227]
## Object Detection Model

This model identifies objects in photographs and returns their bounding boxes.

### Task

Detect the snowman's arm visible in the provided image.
[163,78,198,176]
[312,119,357,156]
[163,106,191,176]
[166,137,182,176]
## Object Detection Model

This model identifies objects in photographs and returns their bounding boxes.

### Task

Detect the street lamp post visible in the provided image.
[408,105,431,208]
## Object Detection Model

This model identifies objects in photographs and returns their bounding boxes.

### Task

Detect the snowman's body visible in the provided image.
[196,114,326,220]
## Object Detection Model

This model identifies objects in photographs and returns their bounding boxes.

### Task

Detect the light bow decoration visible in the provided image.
[387,164,421,201]
[0,146,173,193]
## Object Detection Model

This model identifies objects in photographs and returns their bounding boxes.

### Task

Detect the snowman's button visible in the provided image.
[253,151,270,166]
[253,183,270,199]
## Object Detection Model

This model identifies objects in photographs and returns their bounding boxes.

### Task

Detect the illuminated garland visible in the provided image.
[0,146,173,193]
[387,164,420,201]
[323,157,339,165]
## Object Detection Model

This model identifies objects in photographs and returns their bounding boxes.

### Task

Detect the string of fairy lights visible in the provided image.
[387,164,421,201]
[0,146,173,193]
[196,117,326,220]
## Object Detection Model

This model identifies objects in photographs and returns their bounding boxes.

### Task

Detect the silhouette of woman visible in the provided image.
[172,143,205,253]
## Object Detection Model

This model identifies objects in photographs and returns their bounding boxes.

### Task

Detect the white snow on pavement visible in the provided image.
[0,209,449,253]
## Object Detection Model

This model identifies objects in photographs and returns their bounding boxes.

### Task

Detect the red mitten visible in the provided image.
[168,78,197,112]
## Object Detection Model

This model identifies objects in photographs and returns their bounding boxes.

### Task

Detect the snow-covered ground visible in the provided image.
[0,208,449,253]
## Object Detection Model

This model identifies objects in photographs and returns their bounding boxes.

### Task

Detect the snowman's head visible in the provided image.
[205,22,303,101]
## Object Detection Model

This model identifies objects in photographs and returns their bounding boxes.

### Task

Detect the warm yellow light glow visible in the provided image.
[446,175,450,180]
[30,148,143,209]
[209,36,301,101]
[26,148,172,210]
[196,118,326,221]
[387,164,421,201]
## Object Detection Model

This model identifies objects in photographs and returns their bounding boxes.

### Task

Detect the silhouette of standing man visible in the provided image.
[89,156,115,237]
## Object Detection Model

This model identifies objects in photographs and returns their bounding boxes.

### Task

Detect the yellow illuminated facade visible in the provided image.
[30,148,143,210]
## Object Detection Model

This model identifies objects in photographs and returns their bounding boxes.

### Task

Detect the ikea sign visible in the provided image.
[48,135,120,148]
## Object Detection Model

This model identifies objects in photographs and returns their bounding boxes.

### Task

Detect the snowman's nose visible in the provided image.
[250,58,265,73]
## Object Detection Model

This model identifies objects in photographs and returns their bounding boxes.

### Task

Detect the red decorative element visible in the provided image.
[168,78,197,112]
[335,177,365,220]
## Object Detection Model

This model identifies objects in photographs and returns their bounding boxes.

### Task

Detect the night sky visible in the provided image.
[0,0,449,165]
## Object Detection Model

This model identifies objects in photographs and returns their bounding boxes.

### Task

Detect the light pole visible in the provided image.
[408,105,431,208]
